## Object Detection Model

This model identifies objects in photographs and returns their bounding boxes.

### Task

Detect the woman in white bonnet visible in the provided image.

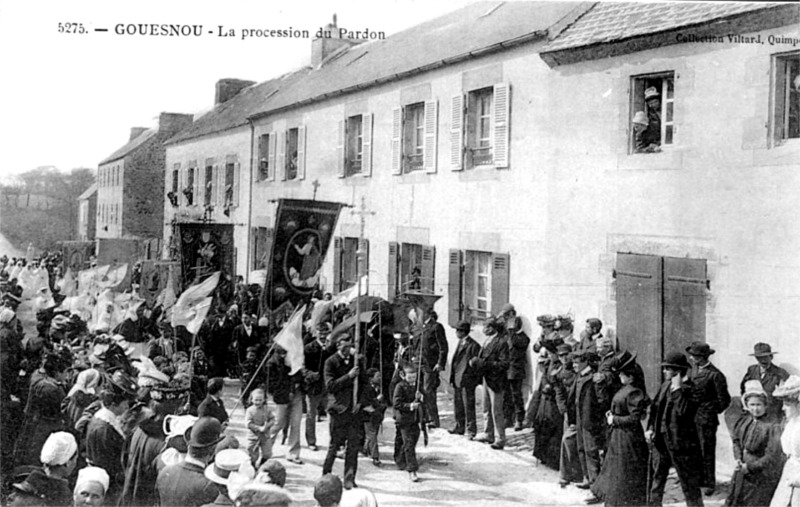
[770,375,800,507]
[8,431,77,506]
[64,368,102,429]
[73,466,110,506]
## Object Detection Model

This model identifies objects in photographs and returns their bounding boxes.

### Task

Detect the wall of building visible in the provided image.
[163,125,253,278]
[77,194,96,241]
[123,134,169,239]
[96,159,125,238]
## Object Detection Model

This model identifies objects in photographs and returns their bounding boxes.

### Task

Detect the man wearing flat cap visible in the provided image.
[646,352,703,507]
[740,342,789,420]
[686,341,730,496]
[448,320,481,438]
[304,321,335,451]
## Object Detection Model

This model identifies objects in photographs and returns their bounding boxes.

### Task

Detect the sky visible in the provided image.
[0,0,486,183]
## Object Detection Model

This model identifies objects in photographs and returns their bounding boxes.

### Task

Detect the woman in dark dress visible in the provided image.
[591,352,649,506]
[63,368,101,430]
[13,351,68,467]
[533,348,564,469]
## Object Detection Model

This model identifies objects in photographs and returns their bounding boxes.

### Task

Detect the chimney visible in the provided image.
[311,14,363,68]
[129,127,148,141]
[158,112,193,134]
[215,79,256,105]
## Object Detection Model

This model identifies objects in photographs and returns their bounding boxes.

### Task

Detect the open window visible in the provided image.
[257,134,271,181]
[773,51,800,145]
[630,72,675,154]
[451,83,509,171]
[332,237,370,292]
[204,160,214,206]
[391,101,438,175]
[387,242,435,297]
[338,114,372,178]
[447,249,510,326]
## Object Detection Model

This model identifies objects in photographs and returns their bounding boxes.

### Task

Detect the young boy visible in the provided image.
[245,388,276,467]
[240,345,261,406]
[393,363,423,482]
[362,368,387,466]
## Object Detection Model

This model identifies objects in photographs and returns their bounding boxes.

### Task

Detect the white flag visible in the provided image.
[171,272,220,332]
[274,305,306,376]
[331,275,368,305]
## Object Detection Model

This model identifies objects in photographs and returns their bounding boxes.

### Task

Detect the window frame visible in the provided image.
[629,71,675,154]
[285,128,300,181]
[466,87,495,169]
[771,51,800,146]
[257,133,271,181]
[345,115,364,176]
[402,102,425,173]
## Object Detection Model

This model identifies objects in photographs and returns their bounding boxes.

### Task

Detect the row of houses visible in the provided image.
[80,2,799,395]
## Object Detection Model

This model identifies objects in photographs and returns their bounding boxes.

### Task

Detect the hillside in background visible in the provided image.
[0,166,94,252]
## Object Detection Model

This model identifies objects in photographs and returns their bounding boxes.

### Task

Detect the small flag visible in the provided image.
[171,272,220,333]
[274,305,306,375]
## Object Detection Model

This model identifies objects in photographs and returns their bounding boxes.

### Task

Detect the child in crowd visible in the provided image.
[245,388,276,468]
[393,363,422,482]
[240,346,261,406]
[362,368,387,466]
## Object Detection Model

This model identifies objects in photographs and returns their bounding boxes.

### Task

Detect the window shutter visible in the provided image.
[297,126,306,180]
[333,236,342,292]
[361,238,370,277]
[391,107,402,175]
[195,167,203,206]
[217,164,225,206]
[361,113,373,177]
[387,241,399,299]
[269,132,278,181]
[421,245,436,293]
[337,120,345,178]
[490,252,510,316]
[277,131,286,181]
[233,163,240,207]
[447,249,463,327]
[450,95,464,171]
[464,252,476,320]
[493,83,510,169]
[423,100,438,174]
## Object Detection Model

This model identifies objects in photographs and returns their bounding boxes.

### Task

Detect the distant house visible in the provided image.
[97,113,193,242]
[76,183,97,241]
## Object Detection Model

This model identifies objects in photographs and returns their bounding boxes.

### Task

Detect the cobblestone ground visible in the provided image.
[220,379,731,507]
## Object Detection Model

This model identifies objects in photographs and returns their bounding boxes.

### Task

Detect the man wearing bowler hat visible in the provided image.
[448,320,481,439]
[646,352,703,507]
[157,416,224,507]
[740,342,789,420]
[686,342,730,496]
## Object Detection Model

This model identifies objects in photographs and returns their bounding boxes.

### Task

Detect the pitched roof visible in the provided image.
[168,1,582,144]
[542,2,787,53]
[99,129,158,165]
[78,183,97,201]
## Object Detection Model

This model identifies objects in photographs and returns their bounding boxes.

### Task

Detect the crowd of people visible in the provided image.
[2,249,800,507]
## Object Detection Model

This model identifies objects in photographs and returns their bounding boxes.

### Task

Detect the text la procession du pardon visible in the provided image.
[113,23,386,41]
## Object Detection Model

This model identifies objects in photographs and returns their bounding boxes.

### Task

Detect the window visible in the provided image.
[447,249,510,326]
[171,166,179,194]
[450,83,510,170]
[387,242,435,297]
[339,115,372,177]
[346,115,363,176]
[773,52,800,143]
[204,162,214,206]
[630,72,675,154]
[257,134,271,181]
[252,227,273,270]
[185,167,195,206]
[223,162,237,213]
[285,128,299,180]
[403,103,425,172]
[332,237,369,292]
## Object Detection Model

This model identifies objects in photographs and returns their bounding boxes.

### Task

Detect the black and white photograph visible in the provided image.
[1,0,799,505]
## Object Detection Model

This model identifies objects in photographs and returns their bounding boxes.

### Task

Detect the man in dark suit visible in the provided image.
[448,320,482,438]
[646,352,704,507]
[414,310,448,428]
[739,342,790,420]
[156,417,222,507]
[232,313,259,373]
[571,349,605,491]
[686,341,730,496]
[304,322,334,451]
[322,333,367,489]
[505,315,530,431]
[471,318,509,449]
[197,377,229,426]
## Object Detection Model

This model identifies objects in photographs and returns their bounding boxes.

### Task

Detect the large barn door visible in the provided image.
[616,253,663,396]
[663,257,707,355]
